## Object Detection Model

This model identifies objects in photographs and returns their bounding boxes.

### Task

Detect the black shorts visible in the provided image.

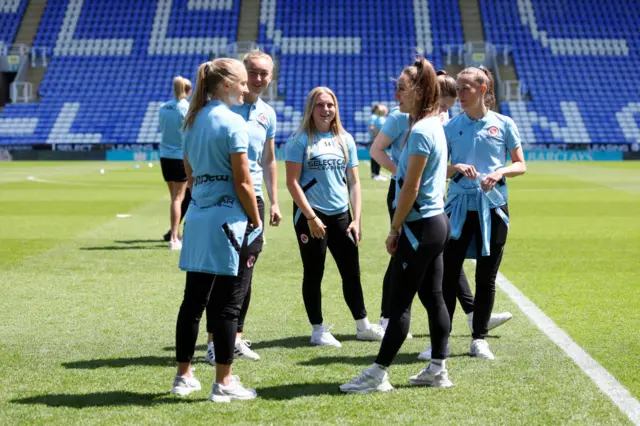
[160,158,187,183]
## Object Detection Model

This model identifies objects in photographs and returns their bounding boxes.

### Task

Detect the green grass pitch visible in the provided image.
[0,160,638,425]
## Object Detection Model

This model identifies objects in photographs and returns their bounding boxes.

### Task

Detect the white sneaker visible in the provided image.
[409,364,453,388]
[311,326,342,348]
[372,175,388,182]
[417,345,450,361]
[356,324,385,341]
[209,380,257,403]
[170,374,201,396]
[235,339,260,361]
[467,312,513,333]
[470,339,495,360]
[379,318,412,339]
[205,344,215,366]
[340,369,394,394]
[168,240,182,250]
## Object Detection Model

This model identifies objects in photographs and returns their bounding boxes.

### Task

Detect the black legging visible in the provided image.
[381,179,475,318]
[376,213,451,366]
[293,205,367,325]
[176,271,249,365]
[180,187,191,223]
[443,206,509,339]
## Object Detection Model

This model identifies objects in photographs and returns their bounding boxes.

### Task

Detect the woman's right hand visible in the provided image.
[455,163,479,179]
[252,218,263,230]
[308,216,327,239]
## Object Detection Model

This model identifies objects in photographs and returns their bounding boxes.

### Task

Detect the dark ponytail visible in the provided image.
[478,66,495,110]
[400,56,440,147]
[436,69,457,99]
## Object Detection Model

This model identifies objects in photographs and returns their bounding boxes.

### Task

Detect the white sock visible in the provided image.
[208,342,214,348]
[367,363,387,379]
[467,312,474,321]
[312,324,324,332]
[356,317,371,332]
[430,359,445,373]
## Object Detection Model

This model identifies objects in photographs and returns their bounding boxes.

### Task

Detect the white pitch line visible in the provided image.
[494,270,640,425]
[25,176,160,189]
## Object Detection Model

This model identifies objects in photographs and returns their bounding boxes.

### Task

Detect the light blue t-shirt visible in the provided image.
[230,98,277,197]
[285,131,359,216]
[179,100,253,276]
[380,107,410,176]
[444,110,522,206]
[395,116,448,222]
[368,113,377,140]
[183,100,249,207]
[158,98,189,159]
[373,115,386,134]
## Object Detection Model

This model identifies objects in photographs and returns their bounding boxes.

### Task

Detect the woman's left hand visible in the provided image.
[386,231,400,255]
[481,170,504,192]
[346,220,361,245]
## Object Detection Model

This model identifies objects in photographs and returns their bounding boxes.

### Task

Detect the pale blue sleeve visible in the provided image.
[346,134,359,168]
[381,113,402,140]
[285,137,305,163]
[505,118,522,150]
[407,130,433,157]
[182,130,191,157]
[228,118,248,153]
[266,107,277,140]
[178,103,188,119]
[443,120,453,157]
[374,116,386,133]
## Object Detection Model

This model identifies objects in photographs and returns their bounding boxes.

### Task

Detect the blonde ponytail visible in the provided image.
[182,58,245,131]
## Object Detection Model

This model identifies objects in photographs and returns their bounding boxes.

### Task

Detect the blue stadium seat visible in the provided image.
[0,0,240,145]
[0,0,27,50]
[480,0,640,144]
[259,0,464,144]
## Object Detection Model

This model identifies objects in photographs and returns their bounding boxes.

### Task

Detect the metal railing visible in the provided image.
[227,41,259,59]
[10,81,34,103]
[30,47,49,68]
[502,80,527,101]
[442,43,513,67]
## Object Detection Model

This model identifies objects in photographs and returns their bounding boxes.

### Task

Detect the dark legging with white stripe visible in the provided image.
[376,213,451,366]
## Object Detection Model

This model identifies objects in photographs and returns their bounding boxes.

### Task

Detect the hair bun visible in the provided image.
[436,70,448,76]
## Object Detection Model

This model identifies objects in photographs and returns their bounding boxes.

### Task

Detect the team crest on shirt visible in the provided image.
[300,234,309,244]
[247,255,257,268]
[257,113,268,125]
[488,126,500,137]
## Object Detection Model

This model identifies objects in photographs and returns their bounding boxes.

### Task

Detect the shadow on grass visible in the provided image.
[80,239,167,251]
[62,356,176,369]
[163,335,362,353]
[257,382,343,400]
[80,245,166,251]
[114,239,165,244]
[299,352,469,367]
[12,392,206,408]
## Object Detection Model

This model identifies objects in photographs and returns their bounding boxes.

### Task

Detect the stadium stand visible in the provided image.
[1,0,638,146]
[0,0,27,51]
[258,0,464,144]
[481,0,640,145]
[0,0,464,146]
[0,0,240,144]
